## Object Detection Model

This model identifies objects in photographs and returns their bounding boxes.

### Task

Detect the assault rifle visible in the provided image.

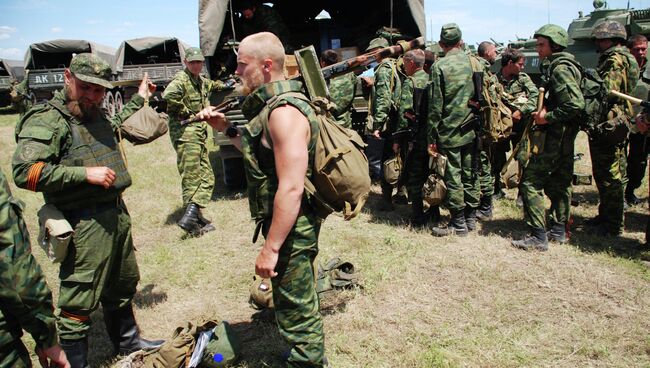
[609,89,650,110]
[179,96,242,125]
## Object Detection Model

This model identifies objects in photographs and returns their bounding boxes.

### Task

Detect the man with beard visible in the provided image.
[196,32,326,367]
[12,53,162,367]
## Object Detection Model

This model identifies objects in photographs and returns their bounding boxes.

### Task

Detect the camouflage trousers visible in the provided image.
[519,129,576,230]
[589,141,628,234]
[478,148,494,197]
[439,143,480,213]
[405,140,429,200]
[173,140,215,208]
[58,201,140,341]
[0,333,31,368]
[265,210,324,368]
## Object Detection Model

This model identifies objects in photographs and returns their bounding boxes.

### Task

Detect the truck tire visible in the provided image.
[104,91,116,117]
[115,91,123,114]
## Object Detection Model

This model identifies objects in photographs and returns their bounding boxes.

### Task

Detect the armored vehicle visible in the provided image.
[198,0,425,188]
[0,59,24,107]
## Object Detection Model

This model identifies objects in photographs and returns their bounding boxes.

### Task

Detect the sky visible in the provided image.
[1,0,649,61]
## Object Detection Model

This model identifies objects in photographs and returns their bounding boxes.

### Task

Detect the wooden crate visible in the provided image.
[284,55,299,78]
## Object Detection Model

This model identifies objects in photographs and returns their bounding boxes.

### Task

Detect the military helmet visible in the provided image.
[534,24,569,48]
[592,20,627,40]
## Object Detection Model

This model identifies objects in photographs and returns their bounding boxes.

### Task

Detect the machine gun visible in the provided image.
[179,96,242,126]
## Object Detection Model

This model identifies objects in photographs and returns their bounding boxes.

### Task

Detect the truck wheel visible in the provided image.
[115,91,123,114]
[104,92,116,117]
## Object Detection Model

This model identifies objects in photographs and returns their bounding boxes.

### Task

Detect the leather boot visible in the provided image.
[104,305,164,356]
[431,210,468,237]
[547,221,567,243]
[476,195,493,221]
[61,338,89,368]
[464,207,478,231]
[177,203,200,232]
[427,205,441,226]
[197,207,216,234]
[511,227,548,251]
[409,195,427,227]
[378,189,394,211]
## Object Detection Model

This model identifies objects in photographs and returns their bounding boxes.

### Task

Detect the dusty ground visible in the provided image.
[1,112,649,368]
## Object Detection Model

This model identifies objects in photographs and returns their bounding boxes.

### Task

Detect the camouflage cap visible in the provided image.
[184,47,205,62]
[440,23,462,45]
[534,24,569,48]
[592,20,627,40]
[69,53,113,89]
[366,37,389,51]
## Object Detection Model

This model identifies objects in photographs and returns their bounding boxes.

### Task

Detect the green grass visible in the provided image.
[2,114,650,367]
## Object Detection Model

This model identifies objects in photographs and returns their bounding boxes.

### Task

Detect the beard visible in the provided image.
[235,67,265,96]
[65,87,101,122]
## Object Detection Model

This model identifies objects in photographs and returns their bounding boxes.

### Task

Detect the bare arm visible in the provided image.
[255,105,310,278]
[195,107,242,151]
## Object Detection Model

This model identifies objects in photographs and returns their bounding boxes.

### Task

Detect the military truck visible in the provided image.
[113,37,204,114]
[24,39,116,107]
[198,0,425,188]
[0,59,24,107]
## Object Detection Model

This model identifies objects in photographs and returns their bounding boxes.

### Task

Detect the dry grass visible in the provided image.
[1,111,649,367]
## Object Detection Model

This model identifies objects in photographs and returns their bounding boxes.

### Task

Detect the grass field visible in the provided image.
[1,110,650,368]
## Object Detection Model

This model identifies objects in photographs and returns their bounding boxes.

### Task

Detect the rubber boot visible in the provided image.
[547,221,567,243]
[177,203,200,232]
[476,195,493,221]
[431,210,468,237]
[464,207,478,231]
[104,305,164,356]
[409,195,427,227]
[197,207,216,234]
[60,338,89,368]
[511,227,548,251]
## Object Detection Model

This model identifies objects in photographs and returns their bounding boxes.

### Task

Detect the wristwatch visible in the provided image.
[225,125,239,138]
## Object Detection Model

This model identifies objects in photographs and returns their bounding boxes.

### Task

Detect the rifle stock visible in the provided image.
[609,89,650,110]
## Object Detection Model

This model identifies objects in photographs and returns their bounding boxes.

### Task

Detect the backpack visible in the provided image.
[469,56,514,143]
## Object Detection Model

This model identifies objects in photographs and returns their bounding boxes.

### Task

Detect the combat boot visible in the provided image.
[409,195,427,227]
[431,210,468,237]
[394,186,409,205]
[197,207,216,234]
[427,205,441,226]
[584,215,603,227]
[378,189,394,211]
[476,195,493,221]
[61,337,89,368]
[177,203,200,232]
[464,206,478,231]
[547,221,567,243]
[104,305,164,356]
[511,227,548,251]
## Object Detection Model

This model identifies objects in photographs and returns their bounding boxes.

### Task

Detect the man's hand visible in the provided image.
[36,344,71,368]
[532,107,548,125]
[636,113,650,134]
[255,245,279,279]
[86,167,116,189]
[392,142,400,153]
[196,106,229,132]
[427,143,438,157]
[137,72,156,99]
[512,110,522,122]
[373,129,381,139]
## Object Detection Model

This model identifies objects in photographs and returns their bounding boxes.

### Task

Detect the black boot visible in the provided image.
[547,221,567,243]
[409,195,427,227]
[378,189,394,211]
[177,203,200,232]
[427,205,441,226]
[197,207,216,234]
[431,210,468,237]
[104,305,164,356]
[464,206,478,231]
[61,338,89,368]
[512,227,548,251]
[476,195,493,221]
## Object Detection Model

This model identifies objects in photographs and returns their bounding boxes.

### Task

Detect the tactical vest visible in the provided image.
[240,80,319,224]
[44,98,131,210]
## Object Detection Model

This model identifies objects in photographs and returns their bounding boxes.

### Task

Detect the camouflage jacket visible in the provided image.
[12,90,144,198]
[540,52,585,124]
[397,68,429,133]
[428,48,476,148]
[328,72,356,129]
[0,169,57,349]
[597,45,639,117]
[371,58,401,132]
[497,72,538,117]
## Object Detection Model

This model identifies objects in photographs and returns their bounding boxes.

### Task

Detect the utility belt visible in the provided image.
[60,197,123,220]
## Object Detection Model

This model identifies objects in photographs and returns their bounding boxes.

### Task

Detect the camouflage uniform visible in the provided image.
[476,57,495,199]
[240,4,293,53]
[163,69,227,208]
[590,45,639,234]
[429,48,480,215]
[10,76,32,118]
[0,169,58,367]
[520,52,584,233]
[328,72,356,129]
[240,80,324,367]
[12,62,145,342]
[626,60,649,204]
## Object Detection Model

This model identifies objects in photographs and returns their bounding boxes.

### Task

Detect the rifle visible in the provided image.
[469,62,485,174]
[179,96,242,126]
[609,89,650,110]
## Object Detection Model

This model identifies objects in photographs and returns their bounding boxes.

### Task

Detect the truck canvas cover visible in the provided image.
[24,39,116,70]
[114,37,190,73]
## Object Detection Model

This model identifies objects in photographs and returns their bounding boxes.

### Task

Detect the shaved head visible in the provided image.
[239,32,285,73]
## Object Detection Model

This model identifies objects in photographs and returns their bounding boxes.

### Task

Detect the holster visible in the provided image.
[529,126,547,156]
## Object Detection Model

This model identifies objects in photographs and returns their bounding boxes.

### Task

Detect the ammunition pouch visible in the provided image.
[37,204,73,263]
[529,127,546,156]
[383,154,402,186]
[589,108,630,147]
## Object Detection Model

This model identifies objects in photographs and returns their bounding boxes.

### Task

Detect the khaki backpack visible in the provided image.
[469,56,514,143]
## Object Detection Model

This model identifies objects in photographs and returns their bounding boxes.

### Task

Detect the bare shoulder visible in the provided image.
[268,104,310,136]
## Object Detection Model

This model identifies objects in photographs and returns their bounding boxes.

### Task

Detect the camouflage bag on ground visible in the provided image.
[119,103,169,145]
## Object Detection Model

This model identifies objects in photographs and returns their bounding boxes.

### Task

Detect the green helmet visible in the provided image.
[592,20,627,40]
[534,24,569,48]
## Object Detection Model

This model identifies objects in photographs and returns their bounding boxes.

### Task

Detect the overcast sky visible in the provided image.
[1,0,649,61]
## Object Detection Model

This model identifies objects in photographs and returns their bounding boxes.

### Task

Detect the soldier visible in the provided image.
[12,53,163,367]
[393,49,438,226]
[585,20,639,237]
[197,32,326,367]
[239,0,293,53]
[494,48,539,205]
[162,47,231,235]
[512,25,585,250]
[625,34,648,206]
[429,24,480,237]
[320,49,356,129]
[367,36,403,210]
[0,169,70,368]
[10,71,32,117]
